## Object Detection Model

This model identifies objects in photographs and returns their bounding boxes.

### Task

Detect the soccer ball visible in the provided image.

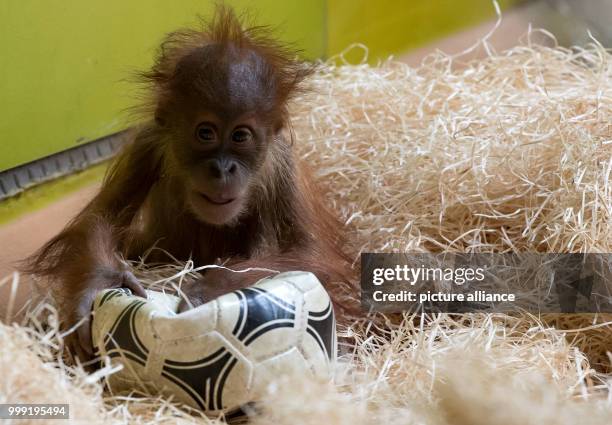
[91,271,337,415]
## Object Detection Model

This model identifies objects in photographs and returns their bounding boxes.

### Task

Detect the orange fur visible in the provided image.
[25,5,358,358]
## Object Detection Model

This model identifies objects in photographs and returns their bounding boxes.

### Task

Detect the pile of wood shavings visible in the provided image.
[291,41,611,255]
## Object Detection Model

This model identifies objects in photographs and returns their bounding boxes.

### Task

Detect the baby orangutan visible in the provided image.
[26,6,357,360]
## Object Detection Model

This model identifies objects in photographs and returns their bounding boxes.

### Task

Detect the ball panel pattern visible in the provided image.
[161,338,252,411]
[92,271,337,414]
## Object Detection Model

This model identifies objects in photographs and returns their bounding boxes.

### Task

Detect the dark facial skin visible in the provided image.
[175,111,267,225]
[160,44,278,225]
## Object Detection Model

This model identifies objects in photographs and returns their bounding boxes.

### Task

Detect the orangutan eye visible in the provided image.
[196,123,216,142]
[231,128,252,143]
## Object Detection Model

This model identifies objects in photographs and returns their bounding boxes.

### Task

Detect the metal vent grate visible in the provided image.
[0,131,126,201]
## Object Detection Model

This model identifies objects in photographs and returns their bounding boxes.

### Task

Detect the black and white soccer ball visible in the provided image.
[91,271,337,415]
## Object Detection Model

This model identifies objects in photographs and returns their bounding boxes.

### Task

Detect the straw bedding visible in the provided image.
[1,36,611,424]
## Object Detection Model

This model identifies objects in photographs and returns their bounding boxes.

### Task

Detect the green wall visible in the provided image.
[0,0,515,172]
[0,1,325,171]
[327,0,517,63]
